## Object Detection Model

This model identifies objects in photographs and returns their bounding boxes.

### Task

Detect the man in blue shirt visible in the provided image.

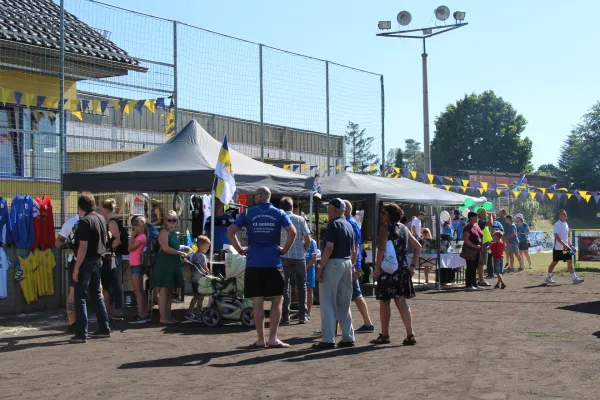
[228,186,296,349]
[503,215,523,272]
[343,200,374,332]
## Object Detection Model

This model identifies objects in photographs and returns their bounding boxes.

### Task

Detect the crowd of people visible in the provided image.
[59,189,584,345]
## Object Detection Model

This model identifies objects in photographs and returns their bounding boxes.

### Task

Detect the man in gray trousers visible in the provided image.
[312,198,356,350]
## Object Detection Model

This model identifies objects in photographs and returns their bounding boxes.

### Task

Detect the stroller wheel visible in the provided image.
[240,307,255,328]
[202,307,222,327]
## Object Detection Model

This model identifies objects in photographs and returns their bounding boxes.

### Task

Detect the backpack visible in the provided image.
[110,217,130,255]
[142,224,160,268]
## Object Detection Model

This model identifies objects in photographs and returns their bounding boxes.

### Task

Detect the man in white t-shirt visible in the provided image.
[411,212,425,239]
[544,209,584,284]
[56,215,83,333]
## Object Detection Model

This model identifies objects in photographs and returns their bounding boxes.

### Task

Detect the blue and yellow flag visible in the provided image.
[215,133,236,205]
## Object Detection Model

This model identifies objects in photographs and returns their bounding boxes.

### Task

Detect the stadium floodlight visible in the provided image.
[397,11,412,26]
[378,21,392,30]
[453,11,466,22]
[423,28,433,35]
[435,6,450,21]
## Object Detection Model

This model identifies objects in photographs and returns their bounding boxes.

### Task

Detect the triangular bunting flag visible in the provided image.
[14,91,23,105]
[594,195,600,203]
[538,188,546,194]
[0,88,11,105]
[45,111,56,123]
[91,100,101,113]
[410,170,417,179]
[547,193,554,200]
[394,167,400,174]
[567,194,573,199]
[335,165,340,170]
[578,191,588,197]
[556,193,563,200]
[529,192,537,200]
[72,111,83,121]
[369,164,376,172]
[25,93,38,107]
[478,188,485,194]
[444,176,453,182]
[496,189,503,196]
[81,100,90,112]
[401,168,409,176]
[134,100,145,115]
[292,165,300,171]
[418,172,426,181]
[481,182,488,191]
[436,175,445,184]
[128,99,138,112]
[539,193,545,201]
[584,194,591,203]
[462,180,470,187]
[145,99,156,114]
[490,183,498,190]
[301,165,307,169]
[155,98,166,109]
[36,95,46,108]
[44,97,58,108]
[112,100,120,112]
[427,174,434,183]
[67,99,78,112]
[444,185,450,191]
[100,100,109,114]
[283,165,290,170]
[429,184,435,188]
[118,100,130,114]
[512,190,520,198]
[461,186,467,193]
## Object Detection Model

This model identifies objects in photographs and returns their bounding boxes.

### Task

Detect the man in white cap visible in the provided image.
[312,198,356,350]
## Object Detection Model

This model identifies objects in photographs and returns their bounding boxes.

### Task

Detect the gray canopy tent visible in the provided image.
[319,173,483,289]
[63,120,312,195]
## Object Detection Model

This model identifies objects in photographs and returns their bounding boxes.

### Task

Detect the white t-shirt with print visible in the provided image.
[553,220,569,250]
[411,217,422,239]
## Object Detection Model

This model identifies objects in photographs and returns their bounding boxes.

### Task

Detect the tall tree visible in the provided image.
[431,90,533,173]
[385,147,404,168]
[345,121,379,172]
[558,102,600,190]
[404,139,424,171]
[535,163,561,177]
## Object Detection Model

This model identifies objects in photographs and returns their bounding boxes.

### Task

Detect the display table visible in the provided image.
[407,253,465,269]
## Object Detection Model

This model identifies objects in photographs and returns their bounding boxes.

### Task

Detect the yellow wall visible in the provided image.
[0,69,77,106]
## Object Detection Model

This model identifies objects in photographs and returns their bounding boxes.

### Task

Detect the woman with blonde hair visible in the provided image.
[129,216,150,324]
[154,210,188,325]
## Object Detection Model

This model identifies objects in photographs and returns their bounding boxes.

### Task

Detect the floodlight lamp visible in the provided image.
[453,11,466,22]
[423,28,433,35]
[378,21,392,30]
[397,11,412,26]
[435,5,450,21]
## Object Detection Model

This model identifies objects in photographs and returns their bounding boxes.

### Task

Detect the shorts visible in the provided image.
[191,281,199,294]
[306,265,316,289]
[131,265,146,276]
[506,243,519,254]
[518,242,529,251]
[479,248,489,266]
[553,249,571,263]
[352,276,363,300]
[493,259,504,275]
[244,267,285,298]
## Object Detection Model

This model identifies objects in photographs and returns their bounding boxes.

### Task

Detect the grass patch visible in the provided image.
[522,253,600,276]
[529,333,569,338]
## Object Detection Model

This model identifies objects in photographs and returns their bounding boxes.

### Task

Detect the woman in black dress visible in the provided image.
[463,212,483,291]
[372,203,422,345]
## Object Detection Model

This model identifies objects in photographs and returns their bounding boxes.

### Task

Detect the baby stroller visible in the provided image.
[183,255,253,327]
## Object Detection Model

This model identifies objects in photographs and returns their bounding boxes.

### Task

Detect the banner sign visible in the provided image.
[577,236,600,262]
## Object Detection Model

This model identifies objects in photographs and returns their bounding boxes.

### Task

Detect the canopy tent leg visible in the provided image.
[435,206,441,290]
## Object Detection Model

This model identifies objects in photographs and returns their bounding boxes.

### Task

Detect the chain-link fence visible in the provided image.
[1,0,383,228]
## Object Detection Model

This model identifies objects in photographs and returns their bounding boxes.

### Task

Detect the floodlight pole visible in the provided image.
[377,23,468,176]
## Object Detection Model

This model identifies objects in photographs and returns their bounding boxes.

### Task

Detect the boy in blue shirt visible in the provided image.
[305,235,319,318]
[504,215,523,272]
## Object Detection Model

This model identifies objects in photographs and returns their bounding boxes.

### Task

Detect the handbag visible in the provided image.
[381,240,399,274]
[459,244,478,261]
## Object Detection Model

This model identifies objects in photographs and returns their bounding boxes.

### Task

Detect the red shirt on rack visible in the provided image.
[32,195,55,250]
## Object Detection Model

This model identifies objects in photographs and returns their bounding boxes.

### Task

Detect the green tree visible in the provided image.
[535,163,561,177]
[558,102,600,190]
[385,147,404,168]
[404,139,424,171]
[345,121,379,172]
[431,90,533,173]
[512,197,540,228]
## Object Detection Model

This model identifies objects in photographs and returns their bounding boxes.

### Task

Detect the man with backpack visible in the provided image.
[99,199,128,321]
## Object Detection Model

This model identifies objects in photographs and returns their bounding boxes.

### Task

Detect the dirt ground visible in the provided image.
[1,273,599,400]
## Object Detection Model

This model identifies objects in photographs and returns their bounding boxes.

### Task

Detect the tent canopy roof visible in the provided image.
[320,173,481,207]
[63,120,312,195]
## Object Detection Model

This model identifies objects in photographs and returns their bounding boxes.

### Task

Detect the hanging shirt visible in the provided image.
[32,195,55,250]
[0,247,11,298]
[126,193,147,216]
[59,216,82,262]
[15,252,37,304]
[33,248,56,296]
[202,194,212,232]
[0,197,11,245]
[189,195,204,238]
[233,203,292,268]
[10,195,35,249]
[204,214,235,252]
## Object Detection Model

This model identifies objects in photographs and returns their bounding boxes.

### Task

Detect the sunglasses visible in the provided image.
[167,218,178,223]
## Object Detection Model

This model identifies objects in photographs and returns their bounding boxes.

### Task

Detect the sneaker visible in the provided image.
[184,312,197,322]
[306,313,312,320]
[465,287,476,292]
[505,267,515,273]
[279,317,290,326]
[528,265,533,269]
[337,340,355,348]
[130,316,151,324]
[299,317,308,324]
[517,267,525,272]
[478,280,491,287]
[494,283,500,289]
[572,277,585,285]
[501,283,506,289]
[66,323,77,334]
[290,313,299,320]
[108,314,124,323]
[312,329,322,336]
[544,276,556,284]
[90,330,111,339]
[69,335,88,344]
[355,324,375,332]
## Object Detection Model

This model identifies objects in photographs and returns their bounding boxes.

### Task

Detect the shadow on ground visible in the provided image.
[557,301,600,316]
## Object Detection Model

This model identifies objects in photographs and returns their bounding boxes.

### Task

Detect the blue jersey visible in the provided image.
[0,197,11,245]
[516,222,529,243]
[452,218,466,240]
[441,221,453,236]
[9,195,35,249]
[346,215,362,269]
[233,203,292,268]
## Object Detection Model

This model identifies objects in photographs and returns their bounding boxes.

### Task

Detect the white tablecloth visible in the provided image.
[407,253,465,269]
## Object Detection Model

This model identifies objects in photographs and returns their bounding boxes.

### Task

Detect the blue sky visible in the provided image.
[94,0,600,169]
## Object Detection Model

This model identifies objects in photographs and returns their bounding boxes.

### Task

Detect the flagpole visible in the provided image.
[210,186,216,274]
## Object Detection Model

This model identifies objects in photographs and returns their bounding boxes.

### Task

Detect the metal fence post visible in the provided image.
[380,75,385,176]
[173,21,178,133]
[59,0,67,309]
[326,61,330,176]
[259,44,264,162]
